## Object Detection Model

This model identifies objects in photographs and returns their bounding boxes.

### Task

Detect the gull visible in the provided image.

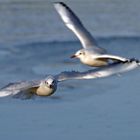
[0,76,57,99]
[0,59,139,99]
[54,2,128,67]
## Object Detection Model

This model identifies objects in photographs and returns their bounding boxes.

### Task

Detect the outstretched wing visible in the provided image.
[0,80,41,98]
[95,54,128,62]
[54,2,105,53]
[56,60,139,81]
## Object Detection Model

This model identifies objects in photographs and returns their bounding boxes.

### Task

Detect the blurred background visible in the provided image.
[0,0,140,140]
[1,0,140,46]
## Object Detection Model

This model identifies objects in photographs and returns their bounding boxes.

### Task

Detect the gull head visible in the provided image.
[36,76,57,96]
[42,76,57,90]
[45,76,57,89]
[70,49,85,59]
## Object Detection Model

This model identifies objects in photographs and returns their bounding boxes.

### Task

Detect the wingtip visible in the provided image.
[54,2,65,4]
[53,2,65,6]
[126,58,140,65]
[0,90,12,97]
[122,58,140,67]
[53,2,69,9]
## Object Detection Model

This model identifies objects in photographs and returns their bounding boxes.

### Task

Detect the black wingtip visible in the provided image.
[131,58,140,63]
[54,2,69,9]
[125,58,140,64]
[54,2,65,5]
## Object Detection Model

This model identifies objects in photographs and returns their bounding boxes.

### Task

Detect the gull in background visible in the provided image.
[0,60,139,99]
[54,2,129,67]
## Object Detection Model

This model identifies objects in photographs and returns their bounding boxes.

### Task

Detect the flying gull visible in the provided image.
[54,2,129,67]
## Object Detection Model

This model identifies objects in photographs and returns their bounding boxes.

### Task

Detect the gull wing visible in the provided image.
[0,80,41,98]
[95,54,128,62]
[56,60,139,81]
[54,2,105,53]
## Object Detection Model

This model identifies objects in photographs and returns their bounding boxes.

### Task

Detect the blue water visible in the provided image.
[0,1,140,140]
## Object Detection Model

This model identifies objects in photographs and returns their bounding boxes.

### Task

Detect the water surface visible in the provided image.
[0,1,140,140]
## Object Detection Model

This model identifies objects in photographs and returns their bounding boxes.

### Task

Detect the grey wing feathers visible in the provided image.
[55,71,83,81]
[1,80,40,91]
[54,2,105,52]
[56,60,139,81]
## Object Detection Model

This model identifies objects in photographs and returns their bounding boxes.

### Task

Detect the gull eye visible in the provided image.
[44,81,48,85]
[79,52,82,55]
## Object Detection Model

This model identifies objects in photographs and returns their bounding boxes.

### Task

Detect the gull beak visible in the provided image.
[49,84,53,89]
[70,54,76,58]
